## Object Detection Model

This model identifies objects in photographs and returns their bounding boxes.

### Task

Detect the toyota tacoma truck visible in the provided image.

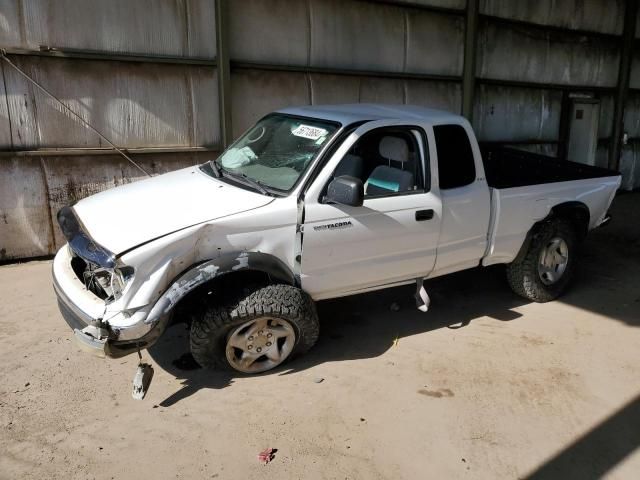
[53,104,620,374]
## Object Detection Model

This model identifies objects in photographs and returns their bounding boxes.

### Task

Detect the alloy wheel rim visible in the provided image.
[538,237,569,285]
[225,317,295,373]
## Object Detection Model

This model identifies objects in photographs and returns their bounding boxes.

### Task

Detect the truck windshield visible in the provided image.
[208,114,340,192]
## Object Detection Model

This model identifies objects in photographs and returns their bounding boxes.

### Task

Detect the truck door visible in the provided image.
[430,124,491,276]
[301,123,442,299]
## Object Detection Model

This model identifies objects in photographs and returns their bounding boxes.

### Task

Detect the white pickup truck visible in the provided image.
[53,104,620,374]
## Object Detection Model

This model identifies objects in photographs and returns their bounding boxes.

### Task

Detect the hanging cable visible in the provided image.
[0,49,151,177]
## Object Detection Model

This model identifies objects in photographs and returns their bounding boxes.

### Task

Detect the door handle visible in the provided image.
[415,209,434,221]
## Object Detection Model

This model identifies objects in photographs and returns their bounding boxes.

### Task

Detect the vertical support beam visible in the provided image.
[462,0,479,121]
[215,0,233,148]
[557,91,572,160]
[609,0,638,170]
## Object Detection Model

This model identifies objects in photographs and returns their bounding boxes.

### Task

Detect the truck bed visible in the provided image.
[480,146,619,189]
[479,146,621,268]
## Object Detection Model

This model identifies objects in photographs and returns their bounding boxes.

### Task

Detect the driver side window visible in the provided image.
[332,127,425,198]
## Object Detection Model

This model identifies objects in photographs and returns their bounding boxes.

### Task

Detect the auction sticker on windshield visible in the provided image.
[292,124,328,140]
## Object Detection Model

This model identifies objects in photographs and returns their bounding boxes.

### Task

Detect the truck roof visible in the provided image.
[277,103,464,126]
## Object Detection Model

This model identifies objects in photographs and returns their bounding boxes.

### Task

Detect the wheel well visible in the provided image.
[171,270,281,324]
[550,202,590,241]
[512,201,590,264]
[145,251,297,328]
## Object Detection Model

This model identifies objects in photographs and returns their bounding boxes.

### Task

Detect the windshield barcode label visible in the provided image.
[292,125,328,140]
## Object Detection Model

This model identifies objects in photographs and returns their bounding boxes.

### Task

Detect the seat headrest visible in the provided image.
[379,136,409,163]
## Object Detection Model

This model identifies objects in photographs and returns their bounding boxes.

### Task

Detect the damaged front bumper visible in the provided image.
[53,246,171,359]
[53,273,109,357]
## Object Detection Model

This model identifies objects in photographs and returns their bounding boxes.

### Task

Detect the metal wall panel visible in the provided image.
[231,69,462,137]
[229,0,464,77]
[311,74,409,104]
[230,70,310,138]
[42,153,209,250]
[595,145,610,169]
[186,0,219,58]
[597,94,615,140]
[228,0,309,65]
[624,94,640,139]
[473,85,562,142]
[477,21,620,87]
[309,0,405,72]
[405,9,465,76]
[393,0,466,9]
[619,144,640,190]
[0,0,22,47]
[404,79,462,112]
[0,156,53,259]
[1,0,216,57]
[309,74,362,104]
[630,51,640,89]
[480,0,625,35]
[310,74,461,112]
[2,56,220,149]
[358,77,406,104]
[0,152,210,260]
[0,63,12,147]
[189,68,221,149]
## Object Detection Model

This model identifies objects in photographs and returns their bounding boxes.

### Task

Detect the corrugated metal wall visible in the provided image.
[1,0,639,261]
[227,0,465,136]
[0,0,219,260]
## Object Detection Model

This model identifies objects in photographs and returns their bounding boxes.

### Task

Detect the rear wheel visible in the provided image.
[190,284,319,373]
[506,218,577,302]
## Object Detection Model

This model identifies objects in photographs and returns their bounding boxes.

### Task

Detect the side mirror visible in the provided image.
[325,175,364,207]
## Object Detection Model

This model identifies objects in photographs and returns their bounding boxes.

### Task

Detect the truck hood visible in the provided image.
[72,166,273,255]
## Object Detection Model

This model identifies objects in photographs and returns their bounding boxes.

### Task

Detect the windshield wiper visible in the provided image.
[208,159,222,178]
[220,168,272,196]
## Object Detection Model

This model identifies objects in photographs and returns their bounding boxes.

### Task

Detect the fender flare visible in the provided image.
[144,251,295,326]
[550,201,590,239]
[512,201,590,263]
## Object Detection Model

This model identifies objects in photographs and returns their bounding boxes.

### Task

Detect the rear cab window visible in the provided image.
[433,124,476,189]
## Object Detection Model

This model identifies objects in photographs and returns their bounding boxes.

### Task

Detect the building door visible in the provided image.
[567,99,600,166]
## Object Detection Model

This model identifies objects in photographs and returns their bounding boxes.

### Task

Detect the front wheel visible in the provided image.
[506,218,578,302]
[190,284,319,374]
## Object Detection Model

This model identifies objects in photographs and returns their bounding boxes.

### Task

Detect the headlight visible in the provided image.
[83,264,134,302]
[109,266,135,301]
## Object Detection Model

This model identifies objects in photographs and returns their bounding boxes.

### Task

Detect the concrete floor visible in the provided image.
[1,193,639,480]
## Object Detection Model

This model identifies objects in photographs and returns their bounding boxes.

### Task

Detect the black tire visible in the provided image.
[506,218,578,302]
[190,284,319,372]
